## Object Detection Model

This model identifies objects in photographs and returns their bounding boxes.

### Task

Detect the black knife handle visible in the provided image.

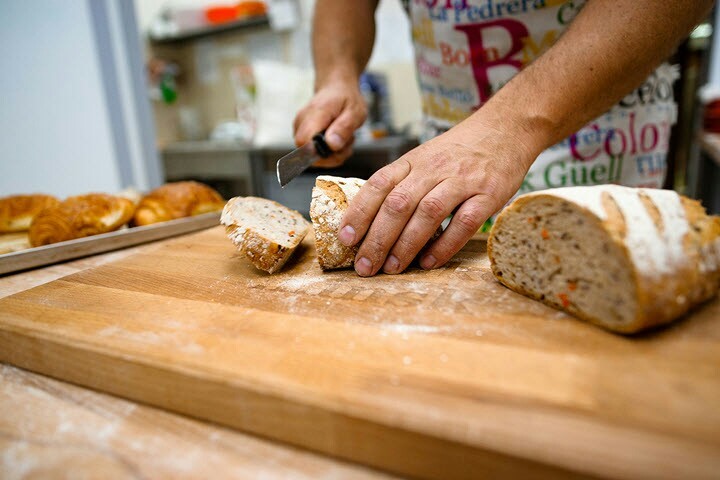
[313,132,332,158]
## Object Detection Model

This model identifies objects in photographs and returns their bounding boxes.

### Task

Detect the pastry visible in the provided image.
[133,181,225,226]
[29,194,135,247]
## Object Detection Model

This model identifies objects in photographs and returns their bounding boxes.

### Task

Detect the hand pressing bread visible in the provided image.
[311,175,444,271]
[488,185,720,334]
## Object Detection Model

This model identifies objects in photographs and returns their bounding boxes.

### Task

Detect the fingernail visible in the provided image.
[355,257,373,276]
[338,225,355,246]
[420,254,437,270]
[383,255,400,274]
[327,133,344,150]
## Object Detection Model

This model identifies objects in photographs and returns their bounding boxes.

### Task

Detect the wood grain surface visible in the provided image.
[0,364,395,480]
[0,237,393,480]
[0,226,719,479]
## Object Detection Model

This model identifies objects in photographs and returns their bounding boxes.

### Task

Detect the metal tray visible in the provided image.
[0,212,221,276]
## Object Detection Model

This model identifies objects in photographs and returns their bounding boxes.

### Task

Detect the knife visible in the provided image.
[276,132,332,188]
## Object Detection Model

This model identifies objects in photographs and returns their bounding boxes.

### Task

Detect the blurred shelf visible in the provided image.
[162,140,254,154]
[149,15,270,45]
[161,136,418,155]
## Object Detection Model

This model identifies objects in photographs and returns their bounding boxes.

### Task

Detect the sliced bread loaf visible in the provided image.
[221,197,310,274]
[487,185,720,334]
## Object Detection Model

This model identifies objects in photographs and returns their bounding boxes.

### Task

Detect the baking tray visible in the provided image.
[0,212,221,276]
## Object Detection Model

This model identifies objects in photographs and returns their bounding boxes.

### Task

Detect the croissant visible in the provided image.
[0,194,60,232]
[29,193,135,247]
[133,181,225,226]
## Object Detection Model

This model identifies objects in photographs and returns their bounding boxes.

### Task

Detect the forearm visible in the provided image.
[471,0,714,162]
[312,0,379,89]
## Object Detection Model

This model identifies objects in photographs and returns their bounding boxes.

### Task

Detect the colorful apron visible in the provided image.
[404,0,678,227]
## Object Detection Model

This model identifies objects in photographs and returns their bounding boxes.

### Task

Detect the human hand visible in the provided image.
[293,80,367,168]
[337,119,539,276]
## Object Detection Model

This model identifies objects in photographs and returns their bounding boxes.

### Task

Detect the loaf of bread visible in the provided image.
[487,185,720,334]
[221,196,310,273]
[29,194,135,247]
[0,194,60,233]
[133,181,225,226]
[310,175,445,271]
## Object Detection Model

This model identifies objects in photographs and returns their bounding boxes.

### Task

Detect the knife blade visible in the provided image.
[276,132,332,188]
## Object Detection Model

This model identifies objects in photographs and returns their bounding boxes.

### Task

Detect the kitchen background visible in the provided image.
[1,0,719,216]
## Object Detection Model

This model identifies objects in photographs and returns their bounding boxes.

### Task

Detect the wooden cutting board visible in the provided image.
[1,226,719,480]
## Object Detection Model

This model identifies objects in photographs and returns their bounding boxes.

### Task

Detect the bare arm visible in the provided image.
[491,0,714,155]
[293,0,379,167]
[340,0,714,277]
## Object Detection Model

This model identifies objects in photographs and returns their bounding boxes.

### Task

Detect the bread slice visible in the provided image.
[310,175,445,271]
[487,185,720,334]
[221,196,310,274]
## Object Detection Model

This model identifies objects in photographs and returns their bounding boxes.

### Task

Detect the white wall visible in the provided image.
[0,1,123,198]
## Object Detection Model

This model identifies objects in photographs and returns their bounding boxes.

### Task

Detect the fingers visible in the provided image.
[351,167,441,277]
[294,104,336,147]
[339,159,412,249]
[419,194,498,270]
[313,136,355,168]
[293,86,367,155]
[381,181,467,274]
[325,102,367,151]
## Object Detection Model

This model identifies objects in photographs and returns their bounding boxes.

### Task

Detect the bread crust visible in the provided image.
[488,186,720,334]
[221,196,309,274]
[28,194,135,247]
[134,181,225,226]
[0,194,60,233]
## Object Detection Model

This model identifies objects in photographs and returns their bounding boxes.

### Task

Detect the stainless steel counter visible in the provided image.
[161,136,419,216]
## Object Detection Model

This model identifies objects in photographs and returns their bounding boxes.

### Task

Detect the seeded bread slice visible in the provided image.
[487,185,720,334]
[221,197,310,274]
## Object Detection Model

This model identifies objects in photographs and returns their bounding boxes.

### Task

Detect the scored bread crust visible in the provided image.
[488,185,720,334]
[221,196,310,274]
[134,181,225,226]
[28,194,135,247]
[0,194,60,233]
